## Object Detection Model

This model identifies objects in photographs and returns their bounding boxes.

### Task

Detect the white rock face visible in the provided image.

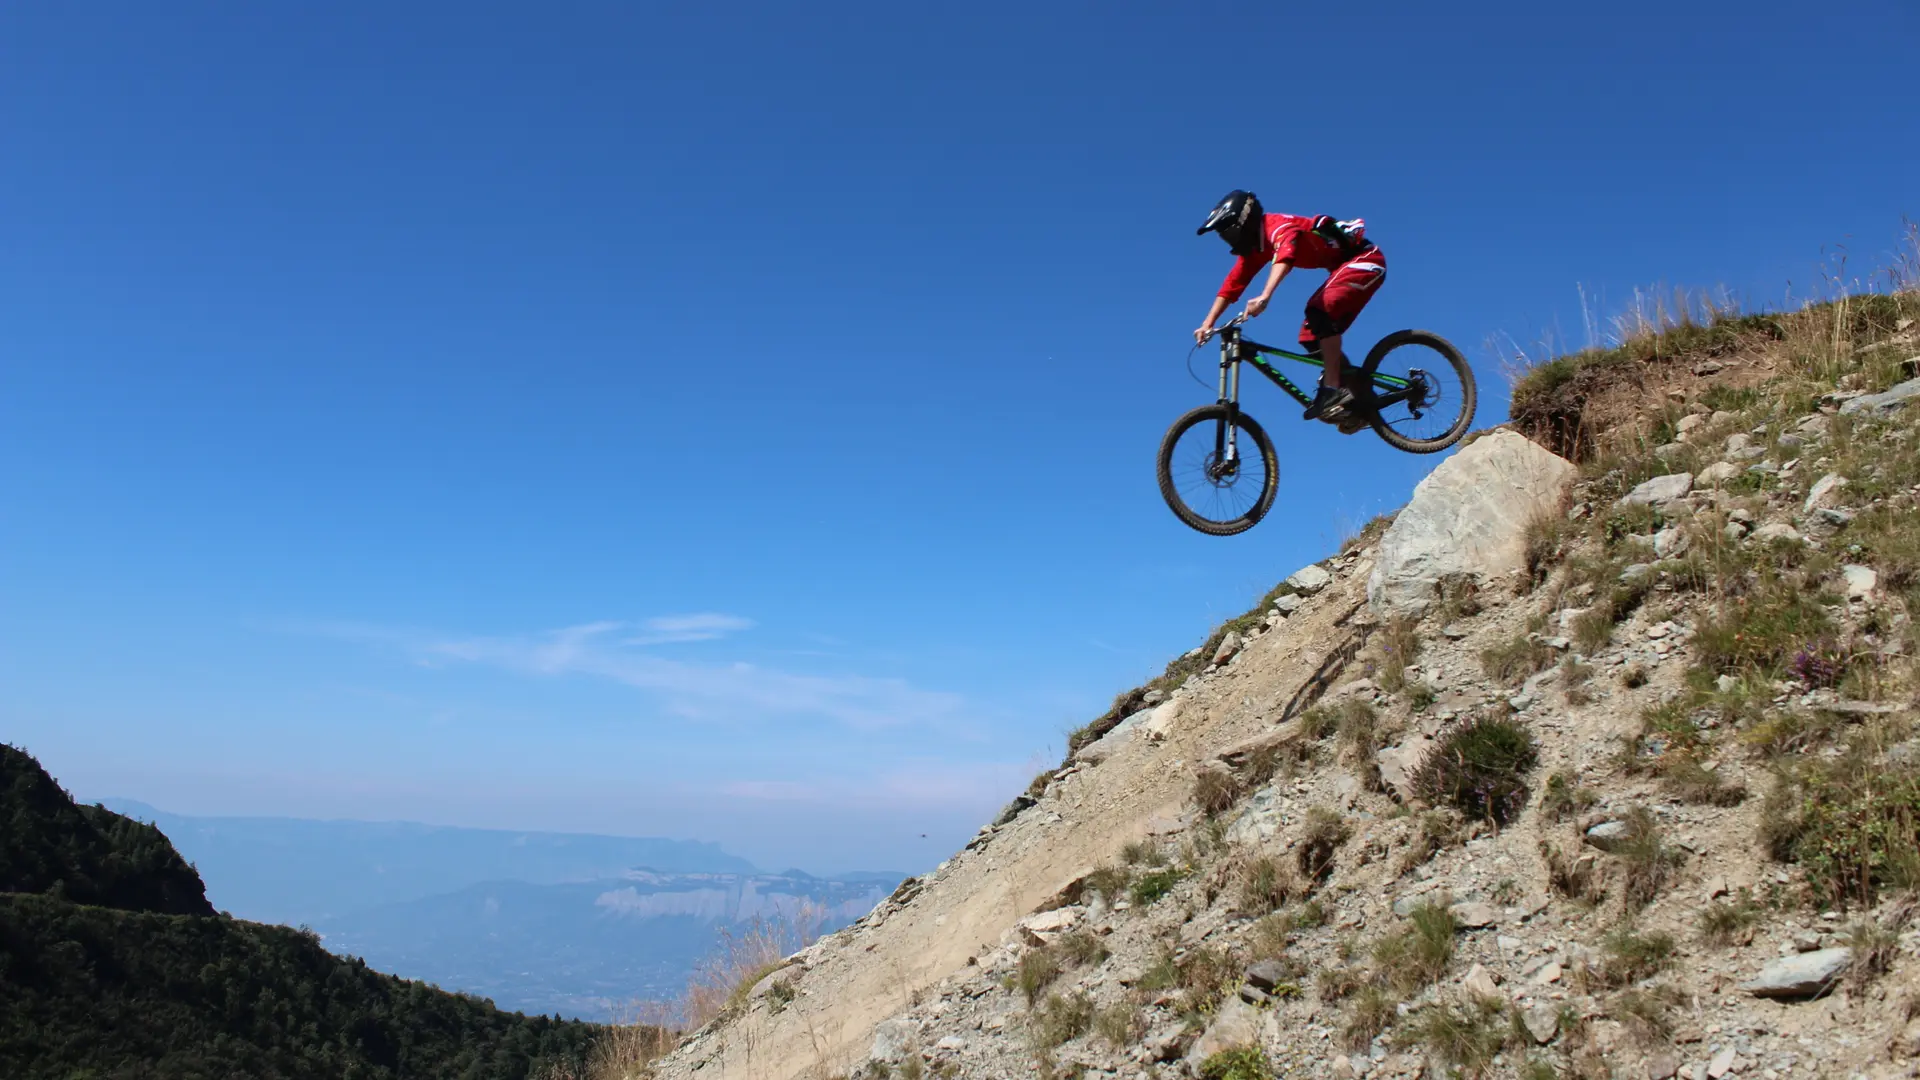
[1367,431,1578,615]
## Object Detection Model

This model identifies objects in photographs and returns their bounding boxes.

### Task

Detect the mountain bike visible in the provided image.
[1156,316,1477,536]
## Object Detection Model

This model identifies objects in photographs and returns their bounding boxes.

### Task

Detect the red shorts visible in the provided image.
[1299,246,1387,348]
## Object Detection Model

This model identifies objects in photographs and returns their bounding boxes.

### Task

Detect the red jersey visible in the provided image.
[1217,213,1372,301]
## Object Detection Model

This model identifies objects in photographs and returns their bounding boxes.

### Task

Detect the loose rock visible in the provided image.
[1804,472,1849,512]
[1524,1004,1560,1045]
[1748,523,1805,545]
[1585,820,1634,852]
[1622,472,1695,508]
[1741,948,1852,998]
[1450,902,1499,929]
[1285,564,1333,594]
[1838,376,1920,415]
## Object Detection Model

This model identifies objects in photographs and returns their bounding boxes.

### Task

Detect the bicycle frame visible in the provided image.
[1211,324,1413,412]
[1201,324,1418,477]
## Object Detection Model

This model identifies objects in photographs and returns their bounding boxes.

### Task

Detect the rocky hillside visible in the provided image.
[640,290,1920,1080]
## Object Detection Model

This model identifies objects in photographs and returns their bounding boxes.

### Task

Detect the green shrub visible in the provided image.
[1540,769,1598,821]
[1197,1046,1273,1080]
[1767,761,1920,906]
[1693,591,1834,677]
[1410,716,1539,826]
[1399,998,1513,1074]
[1056,929,1108,967]
[1595,925,1675,987]
[1374,902,1456,994]
[1130,868,1184,907]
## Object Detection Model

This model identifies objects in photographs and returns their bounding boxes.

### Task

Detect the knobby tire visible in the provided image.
[1156,404,1279,536]
[1360,329,1477,454]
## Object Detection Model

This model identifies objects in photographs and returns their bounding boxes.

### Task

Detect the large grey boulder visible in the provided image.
[1741,947,1852,998]
[1368,430,1577,615]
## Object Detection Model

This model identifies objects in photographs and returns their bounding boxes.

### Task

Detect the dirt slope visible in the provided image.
[647,552,1380,1079]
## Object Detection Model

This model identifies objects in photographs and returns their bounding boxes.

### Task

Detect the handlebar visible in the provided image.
[1197,312,1249,344]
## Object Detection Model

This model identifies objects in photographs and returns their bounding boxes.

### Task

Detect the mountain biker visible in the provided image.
[1192,190,1386,428]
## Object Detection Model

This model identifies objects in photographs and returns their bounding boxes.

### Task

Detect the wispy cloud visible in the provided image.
[623,612,755,645]
[302,618,962,730]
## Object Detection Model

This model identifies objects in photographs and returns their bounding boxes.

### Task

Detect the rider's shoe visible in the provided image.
[1304,385,1354,422]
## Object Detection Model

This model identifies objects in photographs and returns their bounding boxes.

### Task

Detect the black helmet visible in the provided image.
[1197,190,1264,255]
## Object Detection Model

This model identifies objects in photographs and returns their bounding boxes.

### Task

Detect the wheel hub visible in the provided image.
[1205,452,1241,485]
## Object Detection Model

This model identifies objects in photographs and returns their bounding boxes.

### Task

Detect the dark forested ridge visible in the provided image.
[2,745,213,916]
[0,744,600,1080]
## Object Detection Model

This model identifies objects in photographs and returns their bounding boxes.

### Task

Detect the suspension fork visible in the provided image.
[1214,335,1244,467]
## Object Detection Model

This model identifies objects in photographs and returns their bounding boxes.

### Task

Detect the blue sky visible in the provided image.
[3,2,1915,875]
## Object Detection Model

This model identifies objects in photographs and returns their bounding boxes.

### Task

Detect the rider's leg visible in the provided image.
[1300,253,1387,425]
[1299,288,1354,421]
[1318,333,1348,389]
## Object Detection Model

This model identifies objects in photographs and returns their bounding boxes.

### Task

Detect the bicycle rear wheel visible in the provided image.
[1359,330,1477,453]
[1156,404,1278,536]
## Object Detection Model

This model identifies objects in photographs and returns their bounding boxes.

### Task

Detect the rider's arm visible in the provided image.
[1246,259,1294,316]
[1198,254,1260,341]
[1196,295,1231,337]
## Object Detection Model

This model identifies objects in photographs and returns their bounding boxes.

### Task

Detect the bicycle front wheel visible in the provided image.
[1360,330,1478,453]
[1156,404,1279,536]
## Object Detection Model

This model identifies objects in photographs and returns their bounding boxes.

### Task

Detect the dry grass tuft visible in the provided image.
[1191,766,1246,817]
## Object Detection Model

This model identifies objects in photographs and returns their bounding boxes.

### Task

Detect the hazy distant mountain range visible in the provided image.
[102,799,900,1019]
[316,869,895,1018]
[99,799,760,925]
